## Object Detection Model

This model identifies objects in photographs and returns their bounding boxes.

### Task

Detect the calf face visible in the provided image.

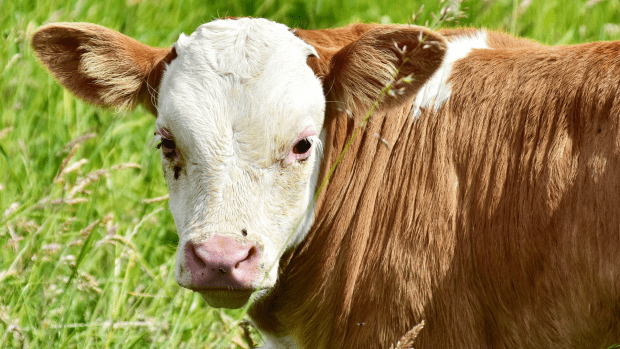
[33,18,324,308]
[156,19,325,308]
[32,18,446,310]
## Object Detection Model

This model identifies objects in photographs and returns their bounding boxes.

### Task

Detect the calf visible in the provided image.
[32,18,620,348]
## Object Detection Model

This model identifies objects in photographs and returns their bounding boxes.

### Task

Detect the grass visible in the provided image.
[1,0,620,348]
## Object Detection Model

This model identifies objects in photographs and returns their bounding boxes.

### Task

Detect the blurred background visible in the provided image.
[2,0,620,348]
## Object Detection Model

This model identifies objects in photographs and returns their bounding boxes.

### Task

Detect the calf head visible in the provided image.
[32,18,446,309]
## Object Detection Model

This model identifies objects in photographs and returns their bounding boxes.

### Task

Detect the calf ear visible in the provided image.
[324,26,447,114]
[31,22,176,115]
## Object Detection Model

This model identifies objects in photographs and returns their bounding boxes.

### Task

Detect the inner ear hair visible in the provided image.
[324,26,447,115]
[31,22,175,115]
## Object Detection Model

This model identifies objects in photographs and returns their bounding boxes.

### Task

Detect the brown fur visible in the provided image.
[31,22,175,114]
[297,25,447,115]
[32,21,620,348]
[249,26,620,348]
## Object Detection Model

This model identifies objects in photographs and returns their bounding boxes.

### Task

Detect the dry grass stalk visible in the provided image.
[239,320,255,349]
[50,320,158,329]
[55,133,97,156]
[54,145,81,183]
[393,320,425,349]
[0,126,13,139]
[142,195,169,204]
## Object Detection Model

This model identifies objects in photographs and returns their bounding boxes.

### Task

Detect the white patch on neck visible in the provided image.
[412,30,489,118]
[258,332,299,349]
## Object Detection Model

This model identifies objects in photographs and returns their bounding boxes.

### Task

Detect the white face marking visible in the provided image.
[412,30,489,118]
[155,18,325,301]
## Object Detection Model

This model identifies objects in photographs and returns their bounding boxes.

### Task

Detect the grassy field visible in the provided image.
[2,0,620,348]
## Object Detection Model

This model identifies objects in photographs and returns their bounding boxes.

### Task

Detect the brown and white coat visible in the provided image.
[32,19,620,348]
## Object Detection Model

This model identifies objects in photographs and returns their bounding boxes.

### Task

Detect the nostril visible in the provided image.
[184,235,260,289]
[188,242,206,268]
[235,246,258,269]
[246,246,257,260]
[241,229,248,237]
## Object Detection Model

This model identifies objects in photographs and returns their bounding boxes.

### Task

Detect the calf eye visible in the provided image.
[157,138,177,158]
[155,127,183,180]
[293,138,312,155]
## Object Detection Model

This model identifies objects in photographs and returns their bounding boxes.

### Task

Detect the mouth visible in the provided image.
[194,288,255,309]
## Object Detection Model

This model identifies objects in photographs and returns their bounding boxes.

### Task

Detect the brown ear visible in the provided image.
[31,22,176,115]
[307,25,447,114]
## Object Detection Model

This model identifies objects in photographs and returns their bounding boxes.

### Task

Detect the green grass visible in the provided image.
[2,0,620,348]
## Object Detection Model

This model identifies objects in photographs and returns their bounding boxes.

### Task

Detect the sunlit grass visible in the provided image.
[2,0,620,348]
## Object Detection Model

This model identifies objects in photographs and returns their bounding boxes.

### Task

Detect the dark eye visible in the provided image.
[293,138,312,155]
[160,138,175,150]
[157,137,177,158]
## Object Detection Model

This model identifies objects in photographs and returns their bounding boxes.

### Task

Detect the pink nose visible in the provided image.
[184,234,260,290]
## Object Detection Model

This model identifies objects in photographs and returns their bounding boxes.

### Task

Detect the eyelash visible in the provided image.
[154,130,182,180]
[154,129,176,158]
